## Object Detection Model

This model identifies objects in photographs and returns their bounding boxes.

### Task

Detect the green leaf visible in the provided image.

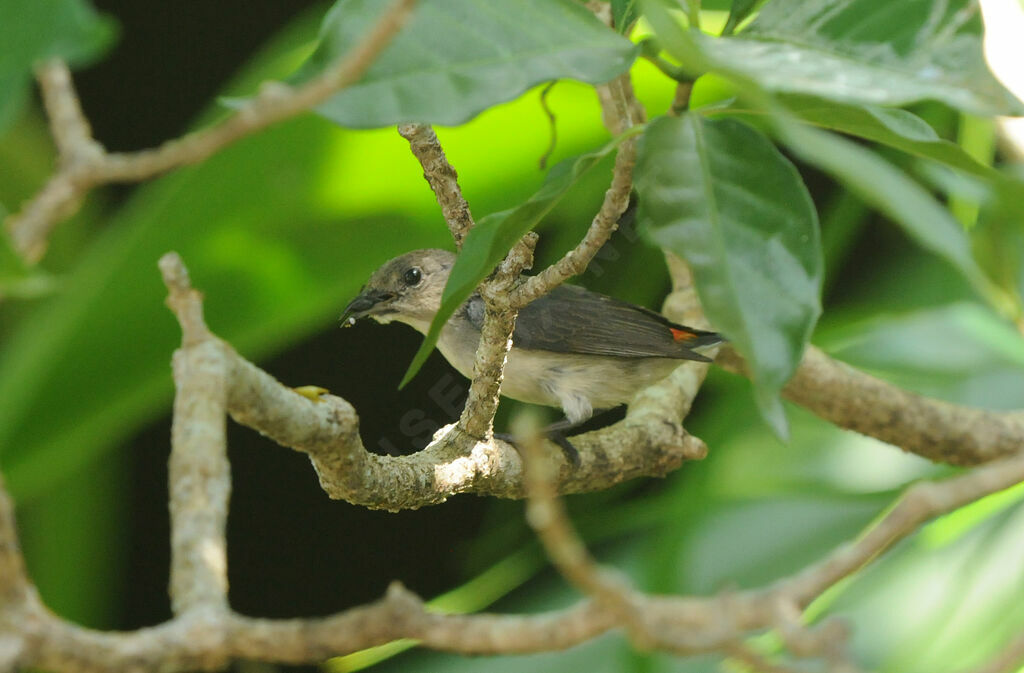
[722,0,761,36]
[400,132,638,388]
[821,496,1024,673]
[714,96,1004,182]
[634,115,822,437]
[646,0,1024,116]
[822,302,1024,409]
[611,0,641,33]
[294,0,638,128]
[0,0,117,136]
[775,120,1008,313]
[974,174,1024,308]
[640,0,713,76]
[706,0,1024,115]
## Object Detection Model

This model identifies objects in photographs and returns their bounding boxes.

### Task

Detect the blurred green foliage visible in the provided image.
[1,1,1024,672]
[0,0,116,135]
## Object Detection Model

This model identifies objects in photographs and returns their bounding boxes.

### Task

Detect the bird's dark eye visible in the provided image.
[403,267,422,286]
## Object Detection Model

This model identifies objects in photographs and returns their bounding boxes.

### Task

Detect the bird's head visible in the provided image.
[341,248,456,334]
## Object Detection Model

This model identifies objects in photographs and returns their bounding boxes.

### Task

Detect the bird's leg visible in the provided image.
[496,408,617,468]
[547,431,581,468]
[495,427,581,468]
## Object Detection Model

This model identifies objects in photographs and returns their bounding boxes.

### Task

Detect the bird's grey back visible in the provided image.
[463,284,719,360]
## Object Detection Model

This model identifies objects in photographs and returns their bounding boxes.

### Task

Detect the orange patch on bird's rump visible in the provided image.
[670,328,696,342]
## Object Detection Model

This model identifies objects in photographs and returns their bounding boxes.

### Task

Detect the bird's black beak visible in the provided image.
[340,288,394,327]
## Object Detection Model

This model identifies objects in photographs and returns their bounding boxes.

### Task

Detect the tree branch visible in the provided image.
[457,234,537,441]
[716,345,1024,466]
[4,0,417,264]
[2,444,1020,672]
[397,123,475,248]
[164,253,230,616]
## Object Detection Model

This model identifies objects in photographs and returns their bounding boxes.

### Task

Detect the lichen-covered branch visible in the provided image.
[457,234,537,440]
[715,345,1024,466]
[397,123,475,248]
[164,254,231,616]
[4,0,417,264]
[6,581,617,673]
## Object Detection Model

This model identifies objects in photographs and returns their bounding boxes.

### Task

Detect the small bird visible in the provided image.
[341,249,722,440]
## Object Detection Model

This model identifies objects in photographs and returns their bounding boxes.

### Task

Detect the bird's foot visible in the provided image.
[494,428,581,468]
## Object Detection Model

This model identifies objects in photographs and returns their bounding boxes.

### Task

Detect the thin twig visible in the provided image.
[457,235,538,440]
[397,123,475,248]
[5,0,418,264]
[537,82,559,169]
[37,61,99,161]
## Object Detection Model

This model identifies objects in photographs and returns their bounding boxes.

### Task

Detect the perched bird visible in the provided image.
[341,249,722,435]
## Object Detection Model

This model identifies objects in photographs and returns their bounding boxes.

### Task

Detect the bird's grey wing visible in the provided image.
[465,285,720,360]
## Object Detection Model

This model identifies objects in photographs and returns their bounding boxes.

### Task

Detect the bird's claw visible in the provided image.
[494,430,582,469]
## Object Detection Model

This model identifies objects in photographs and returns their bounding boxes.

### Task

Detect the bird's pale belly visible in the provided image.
[436,321,683,423]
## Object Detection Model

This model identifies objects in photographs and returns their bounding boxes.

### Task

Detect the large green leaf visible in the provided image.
[701,0,1024,116]
[776,120,1008,312]
[610,0,641,34]
[294,0,638,128]
[822,495,1024,673]
[721,0,761,36]
[0,0,116,135]
[645,0,1023,116]
[400,132,638,387]
[634,114,822,437]
[821,302,1024,409]
[713,95,1004,182]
